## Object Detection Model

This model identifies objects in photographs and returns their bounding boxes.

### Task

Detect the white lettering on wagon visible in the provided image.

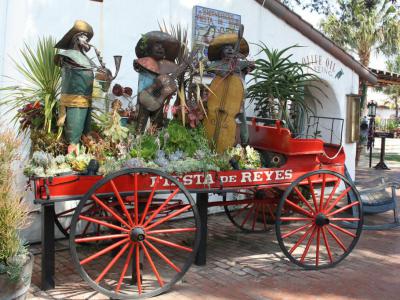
[149,169,293,187]
[264,170,274,180]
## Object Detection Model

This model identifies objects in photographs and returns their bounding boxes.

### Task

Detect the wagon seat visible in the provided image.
[247,118,345,167]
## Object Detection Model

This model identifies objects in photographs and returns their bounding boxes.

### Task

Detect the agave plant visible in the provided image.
[247,43,323,133]
[0,36,61,135]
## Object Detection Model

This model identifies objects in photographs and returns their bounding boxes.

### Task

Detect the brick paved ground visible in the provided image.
[27,152,400,300]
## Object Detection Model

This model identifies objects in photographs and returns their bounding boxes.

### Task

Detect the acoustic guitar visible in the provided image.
[139,51,197,112]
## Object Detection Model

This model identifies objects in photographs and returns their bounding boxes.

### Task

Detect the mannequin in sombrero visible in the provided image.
[203,29,254,153]
[54,20,97,154]
[134,31,180,133]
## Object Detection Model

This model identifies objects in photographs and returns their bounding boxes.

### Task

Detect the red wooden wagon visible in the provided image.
[32,117,363,299]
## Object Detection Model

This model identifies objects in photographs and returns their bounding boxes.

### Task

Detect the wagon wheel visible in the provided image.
[276,170,363,269]
[224,187,284,232]
[54,200,114,238]
[70,168,200,299]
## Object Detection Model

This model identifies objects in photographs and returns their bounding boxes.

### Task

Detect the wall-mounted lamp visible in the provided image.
[367,100,377,117]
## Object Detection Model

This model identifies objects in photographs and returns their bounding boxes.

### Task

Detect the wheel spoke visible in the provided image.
[266,203,275,220]
[293,187,316,214]
[330,217,360,221]
[144,240,181,272]
[289,224,315,254]
[316,227,320,267]
[307,178,319,213]
[284,199,314,218]
[80,238,130,265]
[139,176,160,225]
[95,242,130,283]
[252,204,260,231]
[321,227,333,263]
[325,187,352,213]
[79,215,130,233]
[280,217,313,221]
[282,222,312,239]
[322,179,341,212]
[135,243,142,295]
[140,242,164,287]
[241,204,255,227]
[147,228,197,235]
[110,179,134,226]
[319,174,326,212]
[300,225,317,263]
[143,188,180,227]
[116,244,134,293]
[326,226,347,252]
[262,205,268,230]
[232,203,250,218]
[134,173,139,225]
[145,204,192,231]
[92,195,130,228]
[328,223,356,238]
[327,201,360,217]
[75,233,128,243]
[147,235,193,252]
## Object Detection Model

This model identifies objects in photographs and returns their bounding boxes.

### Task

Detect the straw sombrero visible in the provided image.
[135,31,180,61]
[207,33,249,61]
[55,20,94,50]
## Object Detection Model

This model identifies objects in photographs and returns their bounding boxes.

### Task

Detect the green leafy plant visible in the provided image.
[0,129,30,282]
[0,36,61,135]
[130,134,159,160]
[160,121,208,156]
[247,44,323,133]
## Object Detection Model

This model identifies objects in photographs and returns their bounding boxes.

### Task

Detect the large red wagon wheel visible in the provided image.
[69,168,200,299]
[276,170,363,269]
[223,187,283,232]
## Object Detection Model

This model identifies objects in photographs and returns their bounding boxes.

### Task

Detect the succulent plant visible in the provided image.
[54,155,66,165]
[123,158,145,169]
[168,150,185,161]
[32,151,53,168]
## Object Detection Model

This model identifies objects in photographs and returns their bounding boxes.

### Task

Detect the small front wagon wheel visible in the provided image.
[70,168,200,299]
[276,170,363,269]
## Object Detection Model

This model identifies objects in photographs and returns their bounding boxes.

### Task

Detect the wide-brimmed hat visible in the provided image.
[207,33,249,61]
[135,31,180,61]
[55,20,94,50]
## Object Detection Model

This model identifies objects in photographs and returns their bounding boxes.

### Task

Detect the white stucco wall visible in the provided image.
[0,0,360,242]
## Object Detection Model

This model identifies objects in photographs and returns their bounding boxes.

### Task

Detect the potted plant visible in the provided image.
[0,36,63,155]
[0,129,32,300]
[247,44,323,133]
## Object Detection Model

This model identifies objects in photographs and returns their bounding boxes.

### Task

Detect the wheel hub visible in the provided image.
[315,213,330,227]
[130,227,146,242]
[255,189,267,200]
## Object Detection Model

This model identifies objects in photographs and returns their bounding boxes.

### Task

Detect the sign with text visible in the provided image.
[302,54,344,79]
[192,5,241,60]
